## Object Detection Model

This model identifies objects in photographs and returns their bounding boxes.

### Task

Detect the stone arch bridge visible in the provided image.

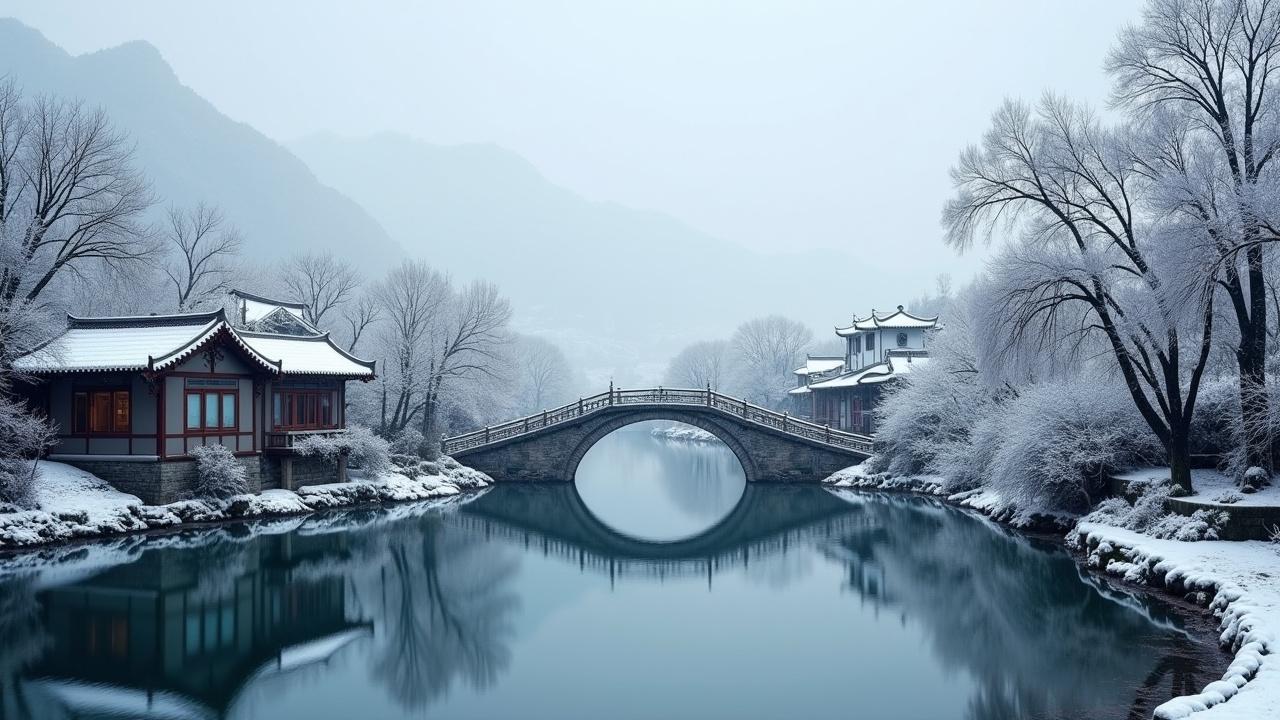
[443,387,873,483]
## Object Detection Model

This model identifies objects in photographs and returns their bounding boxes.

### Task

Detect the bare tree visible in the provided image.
[419,280,511,445]
[370,261,511,451]
[728,316,813,407]
[342,291,382,353]
[664,339,730,390]
[510,334,574,413]
[1109,0,1280,472]
[945,97,1215,493]
[280,250,360,327]
[161,203,241,312]
[373,261,451,439]
[0,88,154,310]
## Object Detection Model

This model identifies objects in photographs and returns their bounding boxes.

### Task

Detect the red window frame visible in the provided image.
[71,388,131,436]
[272,390,336,430]
[184,390,238,434]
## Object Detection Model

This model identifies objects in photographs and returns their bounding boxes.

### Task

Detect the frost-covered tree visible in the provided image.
[727,316,812,408]
[946,97,1216,493]
[280,250,360,327]
[161,203,241,312]
[370,261,511,452]
[664,339,731,390]
[1109,0,1280,473]
[508,334,575,414]
[0,81,154,339]
[340,291,381,353]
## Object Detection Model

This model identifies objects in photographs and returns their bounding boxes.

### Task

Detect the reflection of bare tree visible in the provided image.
[350,517,518,711]
[825,493,1221,720]
[0,576,51,720]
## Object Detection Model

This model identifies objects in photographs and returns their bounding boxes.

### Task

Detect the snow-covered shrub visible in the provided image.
[1212,491,1243,504]
[1240,466,1269,493]
[190,444,248,500]
[985,380,1162,519]
[0,397,57,507]
[1082,479,1227,541]
[388,426,424,456]
[874,301,995,492]
[1187,375,1238,458]
[1147,509,1228,541]
[294,425,392,479]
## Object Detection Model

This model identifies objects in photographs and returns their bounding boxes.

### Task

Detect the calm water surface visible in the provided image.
[0,424,1226,720]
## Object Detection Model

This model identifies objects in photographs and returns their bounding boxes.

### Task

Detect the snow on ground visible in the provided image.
[649,424,719,444]
[1072,524,1279,719]
[824,463,947,494]
[0,458,493,551]
[1117,467,1280,507]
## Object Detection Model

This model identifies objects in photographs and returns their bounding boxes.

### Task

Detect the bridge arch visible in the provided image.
[564,410,761,484]
[444,388,870,484]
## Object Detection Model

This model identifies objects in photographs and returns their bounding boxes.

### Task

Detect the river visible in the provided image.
[0,422,1226,719]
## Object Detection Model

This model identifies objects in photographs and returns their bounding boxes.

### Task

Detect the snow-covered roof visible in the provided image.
[808,354,930,390]
[16,310,374,378]
[835,305,938,336]
[788,385,811,395]
[793,356,845,376]
[238,331,375,377]
[230,288,307,323]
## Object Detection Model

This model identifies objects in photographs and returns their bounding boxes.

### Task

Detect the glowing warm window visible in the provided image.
[73,389,130,434]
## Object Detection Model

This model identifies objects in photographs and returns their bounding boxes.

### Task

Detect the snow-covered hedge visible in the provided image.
[1084,477,1229,542]
[294,425,392,479]
[190,444,248,500]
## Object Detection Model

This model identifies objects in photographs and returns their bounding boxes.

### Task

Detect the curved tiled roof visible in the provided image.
[835,305,938,336]
[15,310,374,379]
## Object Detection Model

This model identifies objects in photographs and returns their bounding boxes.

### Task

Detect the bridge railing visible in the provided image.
[442,387,874,455]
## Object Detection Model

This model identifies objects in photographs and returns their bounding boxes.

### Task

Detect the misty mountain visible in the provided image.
[0,19,401,272]
[290,133,888,382]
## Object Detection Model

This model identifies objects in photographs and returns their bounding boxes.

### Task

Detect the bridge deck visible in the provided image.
[443,387,873,456]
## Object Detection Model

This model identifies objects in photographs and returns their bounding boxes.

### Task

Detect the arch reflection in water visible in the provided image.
[0,483,1228,720]
[572,421,747,542]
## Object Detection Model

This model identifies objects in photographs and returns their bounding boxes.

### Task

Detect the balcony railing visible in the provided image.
[265,427,346,450]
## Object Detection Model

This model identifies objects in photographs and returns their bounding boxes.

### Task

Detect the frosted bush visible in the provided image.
[1213,491,1243,504]
[294,425,392,479]
[0,396,56,507]
[986,381,1162,518]
[389,427,424,456]
[874,306,994,491]
[1083,480,1227,541]
[190,444,247,500]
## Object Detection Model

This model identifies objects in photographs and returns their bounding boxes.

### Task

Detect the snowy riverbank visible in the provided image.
[649,424,719,444]
[824,460,1278,719]
[1071,525,1278,719]
[0,458,493,551]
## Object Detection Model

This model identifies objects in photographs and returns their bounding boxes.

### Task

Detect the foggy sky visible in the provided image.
[2,0,1144,291]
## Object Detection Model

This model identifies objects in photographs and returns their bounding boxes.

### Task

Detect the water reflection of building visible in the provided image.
[30,533,368,719]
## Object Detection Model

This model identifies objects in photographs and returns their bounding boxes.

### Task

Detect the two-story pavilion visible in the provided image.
[787,355,845,419]
[806,306,936,434]
[14,302,375,504]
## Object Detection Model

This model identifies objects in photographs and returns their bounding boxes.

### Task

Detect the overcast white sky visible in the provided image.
[2,0,1144,275]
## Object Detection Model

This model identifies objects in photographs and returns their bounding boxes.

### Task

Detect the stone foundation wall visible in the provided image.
[260,454,343,491]
[61,455,266,505]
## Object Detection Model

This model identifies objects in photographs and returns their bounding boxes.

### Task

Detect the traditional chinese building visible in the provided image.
[806,306,936,434]
[14,294,375,504]
[787,355,845,419]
